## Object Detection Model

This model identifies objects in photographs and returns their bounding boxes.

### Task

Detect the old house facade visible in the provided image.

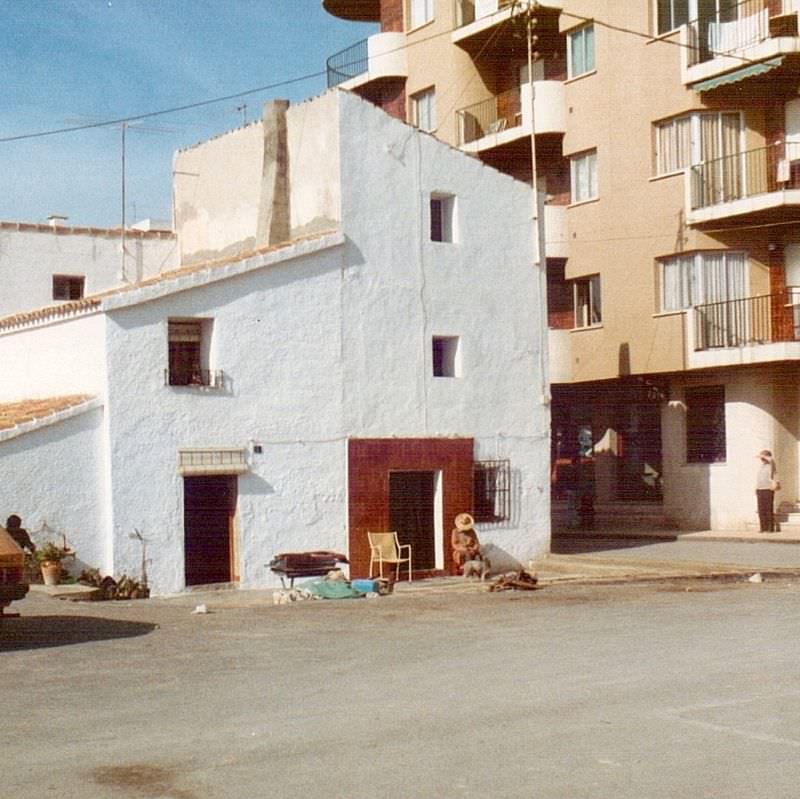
[0,90,548,595]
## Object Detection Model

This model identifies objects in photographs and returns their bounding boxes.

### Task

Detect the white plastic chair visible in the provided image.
[367,531,412,582]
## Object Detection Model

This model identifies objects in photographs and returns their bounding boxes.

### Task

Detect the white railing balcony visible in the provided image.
[544,203,568,259]
[452,0,563,41]
[682,0,800,85]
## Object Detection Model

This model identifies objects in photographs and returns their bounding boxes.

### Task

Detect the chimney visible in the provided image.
[48,214,68,228]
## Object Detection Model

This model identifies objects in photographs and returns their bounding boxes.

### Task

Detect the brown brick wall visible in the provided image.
[347,438,474,577]
[359,78,407,122]
[381,0,403,31]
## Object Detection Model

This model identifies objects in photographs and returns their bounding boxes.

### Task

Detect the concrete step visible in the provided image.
[552,501,677,532]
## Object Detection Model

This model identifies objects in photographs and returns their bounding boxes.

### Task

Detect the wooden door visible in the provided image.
[183,475,238,587]
[389,471,435,571]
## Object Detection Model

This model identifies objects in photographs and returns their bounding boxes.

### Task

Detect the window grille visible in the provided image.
[473,459,511,522]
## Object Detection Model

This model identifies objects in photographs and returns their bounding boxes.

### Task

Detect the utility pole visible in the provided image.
[523,0,541,270]
[121,121,127,280]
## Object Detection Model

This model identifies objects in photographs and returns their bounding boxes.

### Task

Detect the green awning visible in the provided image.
[692,57,783,92]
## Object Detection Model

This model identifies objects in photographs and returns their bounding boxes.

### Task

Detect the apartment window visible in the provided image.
[473,459,511,523]
[654,115,692,175]
[167,319,218,387]
[574,275,601,328]
[52,274,85,301]
[411,87,436,132]
[685,385,726,463]
[656,0,689,35]
[570,150,597,204]
[568,24,595,78]
[430,193,456,242]
[432,336,460,377]
[660,251,746,311]
[409,0,433,29]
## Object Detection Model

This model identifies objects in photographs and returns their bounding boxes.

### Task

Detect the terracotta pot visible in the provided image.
[40,560,61,587]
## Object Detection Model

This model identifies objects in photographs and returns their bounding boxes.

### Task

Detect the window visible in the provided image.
[656,0,689,35]
[685,385,726,463]
[167,318,220,387]
[411,87,436,132]
[52,274,85,301]
[660,251,746,311]
[409,0,433,29]
[473,460,511,523]
[430,193,456,242]
[432,336,460,377]
[568,24,595,78]
[570,150,597,204]
[574,275,601,328]
[654,115,692,176]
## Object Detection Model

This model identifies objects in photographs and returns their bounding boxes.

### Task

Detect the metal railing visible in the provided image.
[456,86,522,145]
[326,38,369,88]
[164,368,225,389]
[694,287,800,350]
[690,141,800,210]
[686,0,798,66]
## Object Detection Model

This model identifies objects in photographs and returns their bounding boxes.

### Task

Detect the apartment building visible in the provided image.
[323,0,800,530]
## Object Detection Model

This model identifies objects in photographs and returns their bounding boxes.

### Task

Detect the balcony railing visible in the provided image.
[694,287,800,350]
[453,0,516,27]
[326,38,369,88]
[164,368,225,388]
[457,87,522,145]
[690,141,800,211]
[686,0,799,67]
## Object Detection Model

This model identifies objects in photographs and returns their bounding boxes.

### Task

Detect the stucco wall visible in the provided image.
[663,365,800,530]
[0,314,108,402]
[0,226,177,317]
[0,405,109,576]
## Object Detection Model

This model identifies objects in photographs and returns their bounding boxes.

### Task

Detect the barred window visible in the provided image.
[473,460,511,523]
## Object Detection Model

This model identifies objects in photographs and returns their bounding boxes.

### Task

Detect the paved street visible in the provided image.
[3,567,800,799]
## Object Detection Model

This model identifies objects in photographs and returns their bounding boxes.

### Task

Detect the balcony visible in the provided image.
[687,141,800,226]
[452,0,563,47]
[683,0,800,86]
[164,368,225,389]
[543,203,568,259]
[687,288,800,368]
[456,81,566,152]
[326,33,408,90]
[548,328,572,383]
[321,0,380,23]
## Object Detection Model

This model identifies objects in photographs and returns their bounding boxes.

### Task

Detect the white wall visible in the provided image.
[0,405,109,576]
[0,314,108,402]
[0,225,177,317]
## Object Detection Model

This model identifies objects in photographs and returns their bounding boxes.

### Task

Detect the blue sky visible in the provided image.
[0,0,376,227]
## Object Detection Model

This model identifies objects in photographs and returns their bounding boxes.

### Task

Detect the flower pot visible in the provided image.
[40,560,61,587]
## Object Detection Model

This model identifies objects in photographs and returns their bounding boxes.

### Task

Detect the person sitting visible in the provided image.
[451,512,481,574]
[5,514,36,555]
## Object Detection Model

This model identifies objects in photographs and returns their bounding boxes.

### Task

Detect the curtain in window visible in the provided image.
[662,254,694,310]
[721,112,742,201]
[657,116,692,175]
[570,26,594,77]
[589,276,602,324]
[410,0,433,27]
[572,151,597,203]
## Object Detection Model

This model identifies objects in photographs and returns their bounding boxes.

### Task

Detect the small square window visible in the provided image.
[52,274,85,301]
[430,193,456,243]
[432,336,460,378]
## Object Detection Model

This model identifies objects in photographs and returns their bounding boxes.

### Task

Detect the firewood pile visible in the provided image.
[488,570,539,592]
[78,568,150,600]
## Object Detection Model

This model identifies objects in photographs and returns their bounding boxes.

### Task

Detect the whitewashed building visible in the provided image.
[0,90,549,595]
[0,218,176,317]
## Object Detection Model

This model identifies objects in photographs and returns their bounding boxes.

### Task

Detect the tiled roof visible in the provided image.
[0,229,341,332]
[0,220,174,240]
[0,395,94,431]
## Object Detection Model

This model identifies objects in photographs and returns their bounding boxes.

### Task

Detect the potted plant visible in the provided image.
[36,542,69,586]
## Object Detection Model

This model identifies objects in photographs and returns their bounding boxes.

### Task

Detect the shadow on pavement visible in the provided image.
[552,534,677,555]
[0,615,157,651]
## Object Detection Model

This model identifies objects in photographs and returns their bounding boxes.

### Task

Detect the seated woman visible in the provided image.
[451,512,481,573]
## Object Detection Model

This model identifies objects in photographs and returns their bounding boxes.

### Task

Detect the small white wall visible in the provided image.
[663,367,800,530]
[0,405,109,576]
[0,226,177,317]
[0,314,108,402]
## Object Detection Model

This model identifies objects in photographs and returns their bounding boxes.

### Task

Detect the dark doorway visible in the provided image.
[389,471,436,571]
[183,475,238,587]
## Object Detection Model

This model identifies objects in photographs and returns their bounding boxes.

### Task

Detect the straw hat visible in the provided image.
[759,449,773,461]
[454,512,475,531]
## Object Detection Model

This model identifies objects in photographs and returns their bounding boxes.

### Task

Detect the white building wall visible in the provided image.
[0,314,108,402]
[663,367,800,530]
[0,225,177,317]
[0,405,109,575]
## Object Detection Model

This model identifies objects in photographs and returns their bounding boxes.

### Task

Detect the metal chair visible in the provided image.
[367,531,412,582]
